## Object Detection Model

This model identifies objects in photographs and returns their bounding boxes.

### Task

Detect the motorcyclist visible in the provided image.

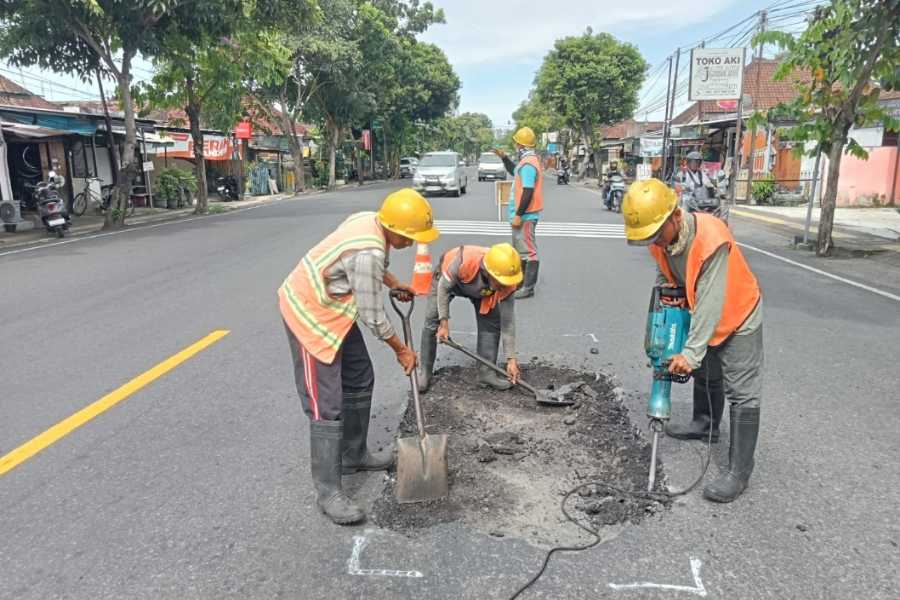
[676,151,716,207]
[602,162,621,209]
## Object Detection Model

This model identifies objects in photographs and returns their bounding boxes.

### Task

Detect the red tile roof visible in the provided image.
[0,75,60,110]
[601,119,666,139]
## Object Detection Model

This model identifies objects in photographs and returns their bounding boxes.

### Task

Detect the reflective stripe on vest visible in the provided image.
[649,213,761,347]
[440,245,515,315]
[278,212,386,363]
[514,154,544,214]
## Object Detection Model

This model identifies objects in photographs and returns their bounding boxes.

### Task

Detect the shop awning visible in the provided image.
[0,121,72,139]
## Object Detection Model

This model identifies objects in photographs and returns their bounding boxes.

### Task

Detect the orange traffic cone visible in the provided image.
[411,243,433,296]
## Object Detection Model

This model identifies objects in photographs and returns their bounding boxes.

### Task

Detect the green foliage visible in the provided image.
[156,167,197,206]
[512,94,564,149]
[753,0,900,159]
[534,31,647,146]
[751,174,776,205]
[426,112,493,158]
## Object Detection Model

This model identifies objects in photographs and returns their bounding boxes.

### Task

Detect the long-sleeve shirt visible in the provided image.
[436,268,518,358]
[656,214,762,368]
[323,248,396,341]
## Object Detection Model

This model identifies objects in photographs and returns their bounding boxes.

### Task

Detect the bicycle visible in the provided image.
[72,178,134,217]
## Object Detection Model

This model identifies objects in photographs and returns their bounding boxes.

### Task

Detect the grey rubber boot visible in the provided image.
[417,328,438,393]
[341,393,393,474]
[309,420,365,525]
[476,329,513,390]
[703,405,760,503]
[514,260,539,299]
[665,372,724,442]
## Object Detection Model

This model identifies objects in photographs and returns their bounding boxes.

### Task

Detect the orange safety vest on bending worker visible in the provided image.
[278,212,386,364]
[513,154,544,215]
[649,213,761,347]
[440,245,517,315]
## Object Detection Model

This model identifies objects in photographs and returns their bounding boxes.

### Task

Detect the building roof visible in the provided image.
[672,58,811,125]
[601,119,665,139]
[0,74,60,111]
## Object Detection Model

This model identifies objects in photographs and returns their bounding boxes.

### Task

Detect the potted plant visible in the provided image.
[157,168,198,209]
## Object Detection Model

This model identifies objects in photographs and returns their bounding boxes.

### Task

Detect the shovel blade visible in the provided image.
[536,391,575,406]
[394,433,449,504]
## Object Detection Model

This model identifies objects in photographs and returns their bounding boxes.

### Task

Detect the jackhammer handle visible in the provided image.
[389,290,427,439]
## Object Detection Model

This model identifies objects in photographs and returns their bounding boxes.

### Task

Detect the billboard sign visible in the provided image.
[689,48,745,101]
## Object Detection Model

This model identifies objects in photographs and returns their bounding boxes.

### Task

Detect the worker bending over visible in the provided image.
[418,243,523,392]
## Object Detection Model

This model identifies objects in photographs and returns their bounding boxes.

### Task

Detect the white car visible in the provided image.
[477,152,507,181]
[413,151,468,197]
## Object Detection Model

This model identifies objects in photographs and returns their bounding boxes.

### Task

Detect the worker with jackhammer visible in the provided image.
[278,189,440,525]
[417,243,523,392]
[492,126,543,299]
[622,178,763,503]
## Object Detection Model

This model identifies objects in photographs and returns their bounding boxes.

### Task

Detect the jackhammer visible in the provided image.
[643,285,691,492]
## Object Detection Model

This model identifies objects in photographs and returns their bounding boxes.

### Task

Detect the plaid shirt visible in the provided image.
[323,248,396,341]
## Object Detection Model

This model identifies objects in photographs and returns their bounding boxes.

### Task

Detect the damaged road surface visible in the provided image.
[374,365,670,547]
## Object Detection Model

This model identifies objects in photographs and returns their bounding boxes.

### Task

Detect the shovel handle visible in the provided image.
[388,290,427,440]
[440,337,539,396]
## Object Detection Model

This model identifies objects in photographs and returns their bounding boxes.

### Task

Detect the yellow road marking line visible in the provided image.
[731,209,788,225]
[0,329,230,477]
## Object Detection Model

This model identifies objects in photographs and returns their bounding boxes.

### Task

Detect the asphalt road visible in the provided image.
[2,172,898,599]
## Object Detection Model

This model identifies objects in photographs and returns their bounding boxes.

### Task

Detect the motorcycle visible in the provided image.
[678,172,730,223]
[556,165,570,185]
[604,173,626,212]
[35,172,70,238]
[215,176,240,201]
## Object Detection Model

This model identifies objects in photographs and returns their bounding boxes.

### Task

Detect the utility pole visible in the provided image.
[743,9,767,204]
[666,48,681,181]
[660,54,674,180]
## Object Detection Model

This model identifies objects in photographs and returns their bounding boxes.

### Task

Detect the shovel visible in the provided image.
[440,338,575,407]
[390,291,449,504]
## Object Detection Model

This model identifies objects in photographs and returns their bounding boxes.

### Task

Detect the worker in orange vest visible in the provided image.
[622,178,763,503]
[417,243,524,392]
[493,126,543,299]
[278,189,440,525]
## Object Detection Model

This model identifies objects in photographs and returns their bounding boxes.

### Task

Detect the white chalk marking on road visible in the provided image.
[434,219,624,239]
[347,535,424,579]
[738,242,900,304]
[608,557,707,597]
[563,333,599,343]
[450,330,476,336]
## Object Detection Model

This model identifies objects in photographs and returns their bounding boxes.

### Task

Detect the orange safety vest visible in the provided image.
[514,154,544,214]
[649,213,761,347]
[278,212,387,363]
[440,245,516,315]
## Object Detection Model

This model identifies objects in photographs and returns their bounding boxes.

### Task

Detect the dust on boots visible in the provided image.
[310,420,365,525]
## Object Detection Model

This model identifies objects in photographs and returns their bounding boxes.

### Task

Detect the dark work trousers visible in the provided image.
[283,321,375,421]
[702,326,764,409]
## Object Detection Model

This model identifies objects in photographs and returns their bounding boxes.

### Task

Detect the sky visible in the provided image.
[421,0,816,127]
[0,0,816,128]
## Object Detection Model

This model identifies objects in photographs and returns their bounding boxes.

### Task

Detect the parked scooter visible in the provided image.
[604,172,626,212]
[215,175,240,201]
[35,171,70,238]
[556,165,570,185]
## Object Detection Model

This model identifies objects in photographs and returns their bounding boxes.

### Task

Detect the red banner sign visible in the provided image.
[159,132,235,161]
[235,121,253,139]
[362,129,372,151]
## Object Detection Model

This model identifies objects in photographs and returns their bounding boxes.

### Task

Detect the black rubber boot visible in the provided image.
[417,328,437,393]
[309,420,365,525]
[703,405,760,503]
[476,329,513,390]
[341,394,393,474]
[514,260,539,299]
[665,367,724,442]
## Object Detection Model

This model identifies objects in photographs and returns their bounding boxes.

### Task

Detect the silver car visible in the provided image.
[478,152,507,181]
[413,151,469,197]
[399,156,418,179]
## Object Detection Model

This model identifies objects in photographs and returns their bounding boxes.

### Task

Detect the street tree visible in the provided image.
[0,0,231,228]
[512,94,565,151]
[534,30,647,178]
[430,113,493,160]
[754,0,900,256]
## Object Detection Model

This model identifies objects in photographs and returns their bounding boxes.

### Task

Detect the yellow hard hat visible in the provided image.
[512,126,536,148]
[377,188,440,243]
[622,178,678,245]
[482,243,523,287]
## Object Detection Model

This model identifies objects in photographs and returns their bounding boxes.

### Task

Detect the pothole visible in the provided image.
[372,364,670,547]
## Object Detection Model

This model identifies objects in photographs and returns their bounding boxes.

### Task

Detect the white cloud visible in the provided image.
[422,0,737,68]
